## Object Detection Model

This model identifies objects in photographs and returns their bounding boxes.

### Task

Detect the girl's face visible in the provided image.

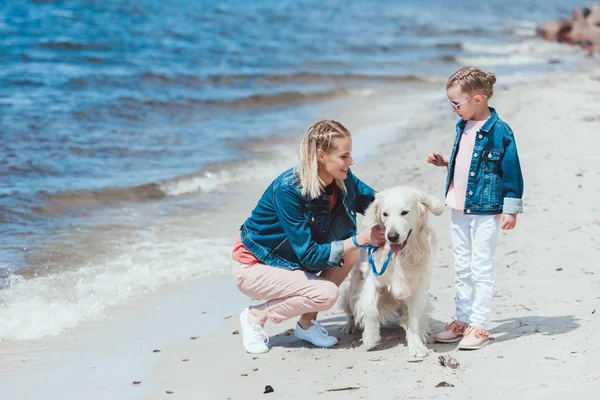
[317,136,354,185]
[446,84,485,120]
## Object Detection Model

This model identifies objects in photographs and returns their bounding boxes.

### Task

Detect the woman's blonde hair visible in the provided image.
[294,120,351,199]
[446,66,497,98]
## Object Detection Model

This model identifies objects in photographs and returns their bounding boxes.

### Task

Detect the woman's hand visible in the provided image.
[427,152,448,167]
[355,225,386,247]
[369,225,386,247]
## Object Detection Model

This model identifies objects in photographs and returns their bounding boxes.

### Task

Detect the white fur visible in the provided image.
[340,186,444,357]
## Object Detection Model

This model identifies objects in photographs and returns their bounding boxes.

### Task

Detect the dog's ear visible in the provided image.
[418,191,444,216]
[362,193,382,227]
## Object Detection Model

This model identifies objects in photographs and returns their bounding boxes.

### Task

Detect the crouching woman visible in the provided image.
[232,120,384,354]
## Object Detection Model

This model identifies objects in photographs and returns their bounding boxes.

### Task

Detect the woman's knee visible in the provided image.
[233,269,258,299]
[232,261,247,288]
[314,282,340,309]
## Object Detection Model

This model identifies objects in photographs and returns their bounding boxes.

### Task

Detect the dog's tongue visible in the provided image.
[390,243,404,253]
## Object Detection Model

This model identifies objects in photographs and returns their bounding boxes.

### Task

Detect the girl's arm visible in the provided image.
[427,152,449,167]
[501,131,524,214]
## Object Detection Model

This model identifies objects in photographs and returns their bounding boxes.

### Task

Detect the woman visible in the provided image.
[232,120,384,354]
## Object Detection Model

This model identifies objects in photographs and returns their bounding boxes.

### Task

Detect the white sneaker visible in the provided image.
[294,320,338,348]
[239,307,269,354]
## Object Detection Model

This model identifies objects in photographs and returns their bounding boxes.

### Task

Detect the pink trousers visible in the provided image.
[232,260,340,323]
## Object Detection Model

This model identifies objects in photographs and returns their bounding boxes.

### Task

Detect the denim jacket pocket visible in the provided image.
[342,192,357,225]
[481,149,503,208]
[305,204,329,240]
[483,149,502,161]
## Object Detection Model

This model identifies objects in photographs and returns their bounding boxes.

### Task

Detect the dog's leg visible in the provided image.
[398,302,409,333]
[406,284,430,358]
[340,280,358,334]
[358,276,381,351]
[342,256,367,334]
[343,316,357,334]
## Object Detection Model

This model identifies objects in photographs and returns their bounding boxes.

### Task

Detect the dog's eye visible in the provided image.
[382,212,388,217]
[401,210,409,216]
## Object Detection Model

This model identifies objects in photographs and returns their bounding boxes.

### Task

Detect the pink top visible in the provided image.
[445,119,488,211]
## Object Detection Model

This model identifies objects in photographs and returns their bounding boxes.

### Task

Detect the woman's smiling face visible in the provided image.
[317,136,354,185]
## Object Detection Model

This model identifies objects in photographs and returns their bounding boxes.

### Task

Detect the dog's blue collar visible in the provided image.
[351,230,412,276]
[368,247,393,276]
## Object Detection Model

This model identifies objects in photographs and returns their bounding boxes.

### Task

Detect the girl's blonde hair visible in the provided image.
[294,120,351,199]
[446,66,497,98]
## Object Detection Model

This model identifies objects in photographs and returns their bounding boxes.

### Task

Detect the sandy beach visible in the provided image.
[129,68,600,400]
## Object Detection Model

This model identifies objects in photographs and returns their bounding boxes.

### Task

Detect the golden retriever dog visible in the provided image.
[340,186,443,357]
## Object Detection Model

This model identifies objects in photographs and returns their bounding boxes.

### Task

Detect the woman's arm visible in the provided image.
[341,225,385,253]
[347,170,376,215]
[273,185,384,271]
[273,185,341,271]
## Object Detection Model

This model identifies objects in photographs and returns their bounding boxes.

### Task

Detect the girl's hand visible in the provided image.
[500,214,517,230]
[427,152,448,167]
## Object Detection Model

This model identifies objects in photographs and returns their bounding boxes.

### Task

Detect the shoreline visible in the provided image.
[0,275,247,400]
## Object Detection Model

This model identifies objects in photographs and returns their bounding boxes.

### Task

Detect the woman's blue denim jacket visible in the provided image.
[240,168,376,272]
[445,108,524,215]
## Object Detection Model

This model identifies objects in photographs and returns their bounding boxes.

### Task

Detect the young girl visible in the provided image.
[232,120,385,354]
[427,66,524,350]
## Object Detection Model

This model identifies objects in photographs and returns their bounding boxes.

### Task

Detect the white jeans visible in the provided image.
[450,209,500,330]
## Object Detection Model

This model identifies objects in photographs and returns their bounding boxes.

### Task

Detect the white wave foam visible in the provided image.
[0,237,233,341]
[511,27,538,37]
[507,20,539,29]
[462,42,537,55]
[461,39,571,56]
[507,20,540,37]
[457,38,585,67]
[456,54,545,67]
[461,37,587,66]
[159,157,291,197]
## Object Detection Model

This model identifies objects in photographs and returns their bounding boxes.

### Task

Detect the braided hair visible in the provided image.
[447,66,497,98]
[295,120,351,199]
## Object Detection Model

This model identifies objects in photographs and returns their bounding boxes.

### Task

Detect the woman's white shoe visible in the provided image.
[294,320,338,347]
[239,308,270,354]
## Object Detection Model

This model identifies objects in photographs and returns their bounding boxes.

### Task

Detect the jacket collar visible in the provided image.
[457,107,498,133]
[480,107,498,132]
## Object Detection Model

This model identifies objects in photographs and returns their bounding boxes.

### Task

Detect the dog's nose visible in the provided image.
[387,232,400,243]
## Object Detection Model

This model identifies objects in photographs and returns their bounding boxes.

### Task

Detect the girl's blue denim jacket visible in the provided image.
[445,108,524,215]
[240,168,376,273]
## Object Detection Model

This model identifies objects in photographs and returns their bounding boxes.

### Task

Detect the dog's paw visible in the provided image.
[343,322,358,334]
[408,343,430,358]
[362,331,381,351]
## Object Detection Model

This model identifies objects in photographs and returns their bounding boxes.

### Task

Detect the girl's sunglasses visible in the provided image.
[449,94,487,111]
